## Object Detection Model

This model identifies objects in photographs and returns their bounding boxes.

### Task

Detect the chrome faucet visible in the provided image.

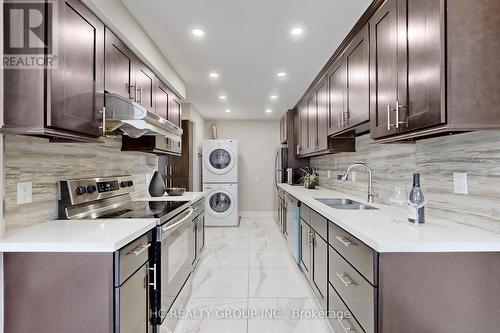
[337,163,375,203]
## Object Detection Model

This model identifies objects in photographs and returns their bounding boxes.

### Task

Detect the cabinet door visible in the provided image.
[155,79,170,120]
[401,0,444,132]
[105,28,134,99]
[196,215,205,259]
[369,0,399,139]
[300,220,311,276]
[49,0,104,137]
[316,78,328,151]
[312,233,328,309]
[134,63,155,113]
[345,24,370,128]
[169,94,181,127]
[307,94,317,153]
[328,59,347,136]
[298,102,308,156]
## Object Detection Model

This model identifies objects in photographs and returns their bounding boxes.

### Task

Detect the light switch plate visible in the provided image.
[453,172,468,194]
[327,170,331,179]
[17,182,32,204]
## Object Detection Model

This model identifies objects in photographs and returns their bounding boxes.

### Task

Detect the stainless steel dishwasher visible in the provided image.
[114,233,152,333]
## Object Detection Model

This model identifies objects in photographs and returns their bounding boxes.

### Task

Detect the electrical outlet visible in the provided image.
[17,182,32,204]
[145,173,150,185]
[453,172,468,194]
[327,170,331,179]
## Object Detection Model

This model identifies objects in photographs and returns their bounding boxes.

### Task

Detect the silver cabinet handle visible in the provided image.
[336,272,356,287]
[338,318,355,332]
[148,264,157,290]
[98,107,106,137]
[335,235,354,247]
[387,105,391,130]
[395,100,407,128]
[135,84,139,102]
[139,86,143,104]
[387,104,397,130]
[343,111,349,127]
[128,243,151,256]
[161,207,194,234]
[126,83,135,99]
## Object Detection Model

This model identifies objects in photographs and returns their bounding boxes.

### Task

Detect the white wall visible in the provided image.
[182,104,206,192]
[81,0,186,98]
[205,120,280,214]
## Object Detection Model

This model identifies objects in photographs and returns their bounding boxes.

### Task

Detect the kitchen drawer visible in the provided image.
[329,283,364,333]
[329,247,375,333]
[310,209,328,241]
[329,221,376,285]
[300,204,311,223]
[192,198,205,218]
[115,233,150,286]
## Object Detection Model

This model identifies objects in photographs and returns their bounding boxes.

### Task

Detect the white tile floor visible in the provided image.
[173,216,333,333]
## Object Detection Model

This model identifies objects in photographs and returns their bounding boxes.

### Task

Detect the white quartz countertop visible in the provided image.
[0,219,157,253]
[136,191,205,203]
[0,192,205,253]
[279,184,500,253]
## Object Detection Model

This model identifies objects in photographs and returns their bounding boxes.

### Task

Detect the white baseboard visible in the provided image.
[239,211,275,218]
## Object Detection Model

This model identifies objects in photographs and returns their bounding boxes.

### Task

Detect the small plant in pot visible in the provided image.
[300,168,318,189]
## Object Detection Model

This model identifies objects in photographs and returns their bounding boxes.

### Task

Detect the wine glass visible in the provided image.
[389,185,408,223]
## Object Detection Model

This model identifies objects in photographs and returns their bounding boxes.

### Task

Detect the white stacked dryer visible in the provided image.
[203,140,239,226]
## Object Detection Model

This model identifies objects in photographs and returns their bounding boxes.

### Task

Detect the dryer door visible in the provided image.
[206,189,235,218]
[205,148,235,175]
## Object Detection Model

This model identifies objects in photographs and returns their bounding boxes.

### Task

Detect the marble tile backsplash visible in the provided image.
[3,135,157,232]
[311,131,500,233]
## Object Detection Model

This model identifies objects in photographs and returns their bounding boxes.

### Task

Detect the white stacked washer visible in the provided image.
[202,140,239,226]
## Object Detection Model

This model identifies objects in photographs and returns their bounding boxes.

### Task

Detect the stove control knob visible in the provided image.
[86,185,95,193]
[128,181,134,187]
[120,181,128,188]
[75,186,87,195]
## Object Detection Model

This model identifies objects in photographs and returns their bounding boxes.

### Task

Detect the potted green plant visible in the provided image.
[300,168,318,189]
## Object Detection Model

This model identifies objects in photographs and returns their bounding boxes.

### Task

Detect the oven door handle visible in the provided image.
[160,207,195,238]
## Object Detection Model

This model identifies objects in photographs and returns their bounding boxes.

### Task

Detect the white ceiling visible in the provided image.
[122,0,371,120]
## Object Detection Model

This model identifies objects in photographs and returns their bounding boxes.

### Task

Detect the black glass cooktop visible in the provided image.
[102,200,189,221]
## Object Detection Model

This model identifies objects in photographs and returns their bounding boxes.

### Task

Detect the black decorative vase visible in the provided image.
[148,171,165,197]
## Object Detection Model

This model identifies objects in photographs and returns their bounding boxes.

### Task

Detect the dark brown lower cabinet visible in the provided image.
[300,219,312,275]
[294,202,500,333]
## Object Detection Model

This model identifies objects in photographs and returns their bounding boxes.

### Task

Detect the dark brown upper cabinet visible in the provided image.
[370,0,444,140]
[344,24,370,131]
[369,0,400,139]
[104,28,134,100]
[279,113,288,144]
[307,93,318,154]
[134,63,156,113]
[155,79,170,120]
[316,78,329,151]
[327,59,347,136]
[105,28,155,114]
[3,0,104,141]
[169,93,181,127]
[297,101,309,156]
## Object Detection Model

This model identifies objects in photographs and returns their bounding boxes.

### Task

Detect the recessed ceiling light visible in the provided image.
[225,109,231,113]
[219,95,227,100]
[209,72,219,78]
[290,27,303,36]
[277,72,287,77]
[266,109,272,113]
[270,95,278,100]
[192,28,204,37]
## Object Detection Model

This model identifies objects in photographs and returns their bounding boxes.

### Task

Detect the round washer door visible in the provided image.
[205,148,235,175]
[206,189,235,218]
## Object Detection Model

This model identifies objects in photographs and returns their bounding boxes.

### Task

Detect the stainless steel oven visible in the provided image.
[152,206,196,327]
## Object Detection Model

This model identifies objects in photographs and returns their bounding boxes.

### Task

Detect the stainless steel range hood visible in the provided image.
[105,93,183,142]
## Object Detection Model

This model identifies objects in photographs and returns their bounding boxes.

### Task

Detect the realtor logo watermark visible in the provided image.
[3,0,58,69]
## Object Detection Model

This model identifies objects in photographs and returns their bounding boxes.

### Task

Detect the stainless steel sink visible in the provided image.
[315,198,378,210]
